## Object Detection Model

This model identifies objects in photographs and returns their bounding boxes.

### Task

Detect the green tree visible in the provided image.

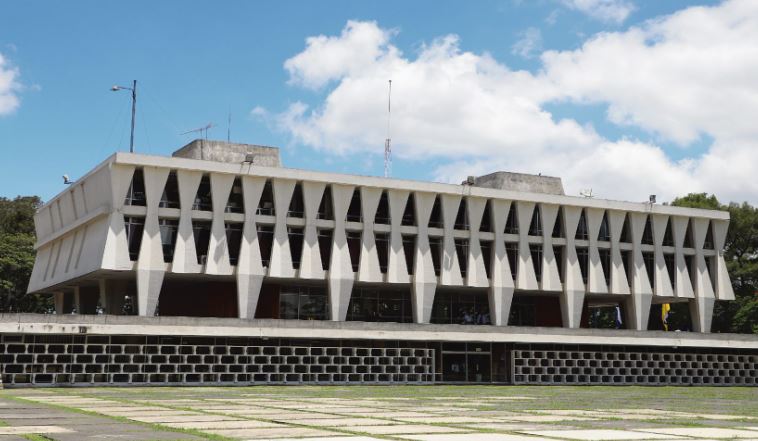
[0,196,52,313]
[671,193,758,333]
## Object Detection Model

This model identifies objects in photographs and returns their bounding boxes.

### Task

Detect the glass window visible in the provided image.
[257,180,275,215]
[375,191,390,224]
[428,196,443,228]
[192,220,212,264]
[318,186,333,220]
[577,247,589,284]
[455,239,469,277]
[159,219,178,263]
[376,232,389,273]
[402,194,416,226]
[576,209,589,240]
[505,204,518,234]
[598,212,610,241]
[454,199,468,230]
[431,290,490,325]
[226,177,244,213]
[528,206,542,236]
[288,183,305,218]
[225,222,243,265]
[159,171,180,209]
[279,285,327,320]
[288,227,304,270]
[125,169,146,206]
[347,287,412,323]
[346,189,361,222]
[124,216,145,261]
[257,224,274,267]
[192,175,212,211]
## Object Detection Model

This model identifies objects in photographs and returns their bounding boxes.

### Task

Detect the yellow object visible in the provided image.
[661,303,671,331]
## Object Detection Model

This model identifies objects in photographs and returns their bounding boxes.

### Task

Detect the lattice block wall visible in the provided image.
[512,349,758,386]
[0,334,435,386]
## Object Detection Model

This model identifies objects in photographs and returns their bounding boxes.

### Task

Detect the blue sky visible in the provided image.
[4,0,755,204]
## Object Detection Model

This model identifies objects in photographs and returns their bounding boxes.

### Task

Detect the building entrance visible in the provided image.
[441,342,492,383]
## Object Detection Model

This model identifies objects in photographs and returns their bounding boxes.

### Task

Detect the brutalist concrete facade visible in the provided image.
[12,140,753,387]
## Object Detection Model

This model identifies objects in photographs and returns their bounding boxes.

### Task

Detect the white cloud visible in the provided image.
[512,27,543,58]
[274,1,758,204]
[559,0,635,24]
[0,52,21,116]
[284,20,397,90]
[543,0,758,146]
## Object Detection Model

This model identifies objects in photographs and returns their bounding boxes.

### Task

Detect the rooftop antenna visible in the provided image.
[384,79,392,178]
[580,189,594,198]
[227,107,231,143]
[180,122,214,140]
[181,123,214,160]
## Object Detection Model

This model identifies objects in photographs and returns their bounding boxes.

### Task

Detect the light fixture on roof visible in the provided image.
[649,194,657,204]
[580,189,594,198]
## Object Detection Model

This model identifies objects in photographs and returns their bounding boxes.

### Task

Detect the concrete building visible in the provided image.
[9,140,754,387]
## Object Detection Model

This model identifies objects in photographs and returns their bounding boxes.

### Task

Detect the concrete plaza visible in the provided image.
[0,386,757,440]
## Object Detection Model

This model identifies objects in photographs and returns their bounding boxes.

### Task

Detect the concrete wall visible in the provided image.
[472,171,565,195]
[172,139,281,167]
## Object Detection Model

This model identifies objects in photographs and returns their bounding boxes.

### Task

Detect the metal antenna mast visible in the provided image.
[180,122,215,140]
[227,107,231,143]
[384,79,392,178]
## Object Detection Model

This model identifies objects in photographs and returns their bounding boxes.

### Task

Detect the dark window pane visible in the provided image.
[318,229,333,271]
[192,220,212,264]
[480,200,492,232]
[287,227,304,269]
[598,212,610,241]
[226,177,244,213]
[455,239,469,278]
[346,189,361,222]
[225,222,243,266]
[402,194,416,226]
[256,224,274,267]
[288,184,304,218]
[454,199,468,230]
[530,244,542,280]
[257,180,275,216]
[346,231,361,272]
[428,196,443,228]
[429,236,442,276]
[577,247,589,284]
[576,210,588,240]
[318,186,333,220]
[192,175,212,211]
[159,171,180,209]
[642,217,654,245]
[505,243,518,279]
[124,216,145,261]
[481,240,492,279]
[125,169,146,206]
[375,192,390,224]
[505,204,518,234]
[528,206,542,236]
[376,232,389,274]
[431,290,490,325]
[599,248,611,286]
[159,219,178,263]
[402,235,415,275]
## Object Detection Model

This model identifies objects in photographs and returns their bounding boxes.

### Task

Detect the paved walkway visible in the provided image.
[1,388,757,440]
